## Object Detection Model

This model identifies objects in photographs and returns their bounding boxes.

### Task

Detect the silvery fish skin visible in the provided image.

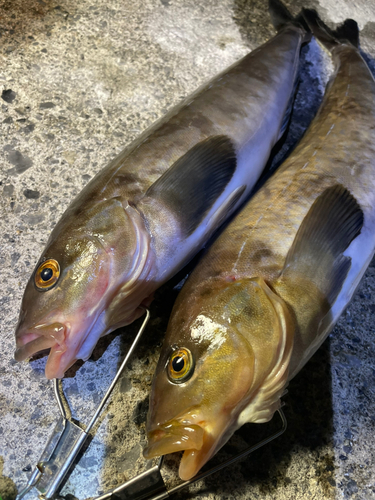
[144,14,375,480]
[14,6,307,379]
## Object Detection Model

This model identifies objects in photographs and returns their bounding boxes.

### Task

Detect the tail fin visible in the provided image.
[302,9,359,51]
[269,0,310,41]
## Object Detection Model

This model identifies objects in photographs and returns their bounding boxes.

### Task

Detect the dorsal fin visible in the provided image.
[282,184,363,304]
[145,135,237,236]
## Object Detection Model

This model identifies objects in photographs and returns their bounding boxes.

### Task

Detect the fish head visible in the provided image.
[144,277,292,479]
[14,197,148,379]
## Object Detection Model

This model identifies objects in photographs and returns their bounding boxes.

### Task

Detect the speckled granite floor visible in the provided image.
[1,0,375,499]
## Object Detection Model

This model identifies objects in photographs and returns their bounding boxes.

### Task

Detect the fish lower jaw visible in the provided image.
[14,322,73,379]
[45,344,73,379]
[143,444,204,481]
[179,449,206,481]
[144,424,218,480]
[178,426,227,480]
[144,444,214,481]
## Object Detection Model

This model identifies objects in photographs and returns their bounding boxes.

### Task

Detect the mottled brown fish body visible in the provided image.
[193,45,375,379]
[144,19,375,480]
[15,16,307,378]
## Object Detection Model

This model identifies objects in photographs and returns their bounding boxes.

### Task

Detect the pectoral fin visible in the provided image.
[282,184,363,304]
[145,135,237,236]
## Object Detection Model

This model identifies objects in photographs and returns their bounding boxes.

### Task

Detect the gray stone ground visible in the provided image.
[0,0,375,499]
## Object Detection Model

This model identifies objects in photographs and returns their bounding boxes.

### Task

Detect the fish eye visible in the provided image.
[167,347,194,384]
[34,259,60,291]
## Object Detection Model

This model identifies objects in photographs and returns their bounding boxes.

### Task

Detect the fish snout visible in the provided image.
[144,420,225,480]
[14,322,68,362]
[143,421,205,459]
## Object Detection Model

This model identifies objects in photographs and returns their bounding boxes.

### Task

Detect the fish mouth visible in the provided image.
[144,422,215,480]
[14,322,70,379]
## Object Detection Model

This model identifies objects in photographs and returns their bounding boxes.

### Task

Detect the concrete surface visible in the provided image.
[0,0,375,499]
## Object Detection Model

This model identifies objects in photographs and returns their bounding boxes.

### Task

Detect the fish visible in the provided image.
[14,0,310,379]
[143,11,375,481]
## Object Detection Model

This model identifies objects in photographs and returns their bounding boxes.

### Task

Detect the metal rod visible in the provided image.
[94,458,166,500]
[16,469,42,500]
[95,492,112,500]
[86,308,150,434]
[53,378,67,419]
[43,429,89,499]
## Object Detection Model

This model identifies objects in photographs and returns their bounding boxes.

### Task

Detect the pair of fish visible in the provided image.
[13,0,375,486]
[143,7,375,482]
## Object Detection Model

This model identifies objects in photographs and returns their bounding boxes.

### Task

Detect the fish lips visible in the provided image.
[14,309,107,379]
[14,322,69,365]
[144,422,218,480]
[144,423,205,457]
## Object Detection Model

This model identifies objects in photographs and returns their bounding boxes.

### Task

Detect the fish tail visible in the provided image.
[302,9,359,51]
[268,0,311,42]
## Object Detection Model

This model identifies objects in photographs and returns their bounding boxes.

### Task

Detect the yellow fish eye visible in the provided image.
[167,347,194,384]
[34,259,60,291]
